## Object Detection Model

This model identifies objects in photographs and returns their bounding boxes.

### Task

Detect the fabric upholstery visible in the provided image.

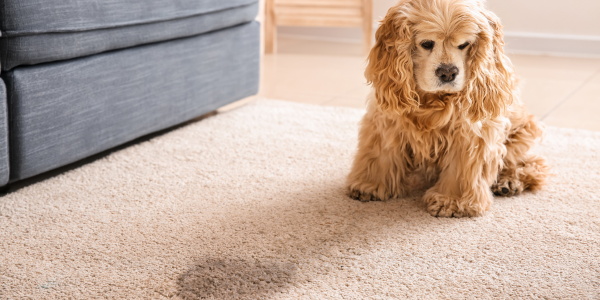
[0,0,257,35]
[0,3,258,70]
[0,80,8,186]
[5,22,260,181]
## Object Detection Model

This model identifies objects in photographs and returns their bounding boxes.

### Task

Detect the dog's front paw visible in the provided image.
[426,198,463,218]
[424,191,483,218]
[348,189,383,202]
[492,177,523,197]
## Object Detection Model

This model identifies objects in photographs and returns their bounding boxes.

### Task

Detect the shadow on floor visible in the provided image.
[1,111,218,196]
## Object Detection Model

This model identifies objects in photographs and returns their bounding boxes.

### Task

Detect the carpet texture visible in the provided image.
[1,99,599,299]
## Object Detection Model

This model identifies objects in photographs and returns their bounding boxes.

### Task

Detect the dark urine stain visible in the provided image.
[177,258,297,300]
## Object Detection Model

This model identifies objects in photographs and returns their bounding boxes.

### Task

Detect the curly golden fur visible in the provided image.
[347,0,550,217]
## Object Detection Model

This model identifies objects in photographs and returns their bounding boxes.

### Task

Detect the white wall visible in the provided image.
[487,0,600,57]
[275,0,600,58]
[487,0,600,36]
[373,0,400,21]
[376,0,600,36]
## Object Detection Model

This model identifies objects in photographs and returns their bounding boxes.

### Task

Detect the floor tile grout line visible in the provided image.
[540,67,600,121]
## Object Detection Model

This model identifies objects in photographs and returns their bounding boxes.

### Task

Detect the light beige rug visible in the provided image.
[1,99,599,299]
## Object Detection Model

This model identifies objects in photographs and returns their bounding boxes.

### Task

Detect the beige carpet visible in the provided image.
[1,99,599,299]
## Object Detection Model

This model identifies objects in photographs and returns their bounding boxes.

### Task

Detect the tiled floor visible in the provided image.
[222,38,600,132]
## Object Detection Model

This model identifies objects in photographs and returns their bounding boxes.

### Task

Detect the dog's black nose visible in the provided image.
[501,187,509,195]
[436,64,459,83]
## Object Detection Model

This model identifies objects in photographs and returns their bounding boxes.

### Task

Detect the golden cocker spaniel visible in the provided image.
[347,0,550,217]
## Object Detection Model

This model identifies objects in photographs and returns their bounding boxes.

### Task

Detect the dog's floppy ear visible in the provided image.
[462,9,516,122]
[365,3,419,115]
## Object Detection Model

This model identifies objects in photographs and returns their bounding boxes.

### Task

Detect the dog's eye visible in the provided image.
[420,40,435,50]
[458,42,470,50]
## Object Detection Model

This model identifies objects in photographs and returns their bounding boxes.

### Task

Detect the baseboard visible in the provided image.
[276,26,600,59]
[503,32,600,59]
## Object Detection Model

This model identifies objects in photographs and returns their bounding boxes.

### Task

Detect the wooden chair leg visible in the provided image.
[362,0,373,56]
[264,0,276,54]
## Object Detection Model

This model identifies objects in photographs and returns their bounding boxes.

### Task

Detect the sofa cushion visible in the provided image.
[1,2,258,70]
[0,0,257,35]
[4,22,259,181]
[0,80,8,186]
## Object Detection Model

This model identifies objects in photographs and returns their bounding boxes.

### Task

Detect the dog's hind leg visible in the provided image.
[492,111,550,197]
[492,155,549,197]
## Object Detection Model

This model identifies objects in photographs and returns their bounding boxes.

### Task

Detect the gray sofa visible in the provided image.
[0,0,260,187]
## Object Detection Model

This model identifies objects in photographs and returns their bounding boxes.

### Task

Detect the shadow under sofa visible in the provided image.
[0,0,260,188]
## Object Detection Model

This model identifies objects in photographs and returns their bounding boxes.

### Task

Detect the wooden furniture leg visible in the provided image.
[362,0,373,55]
[265,0,373,55]
[265,0,276,54]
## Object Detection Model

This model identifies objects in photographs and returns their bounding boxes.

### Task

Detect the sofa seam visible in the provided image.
[1,1,259,37]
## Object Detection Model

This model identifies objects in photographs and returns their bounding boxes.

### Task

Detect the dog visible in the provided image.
[346,0,550,217]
